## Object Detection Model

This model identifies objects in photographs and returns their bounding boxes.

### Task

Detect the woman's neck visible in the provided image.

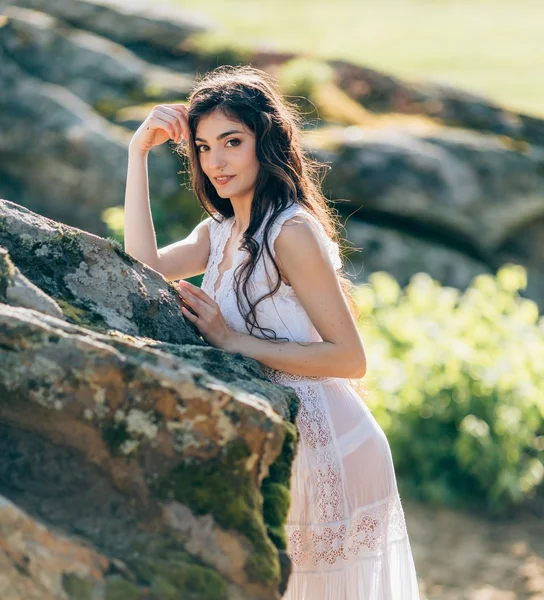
[230,196,253,235]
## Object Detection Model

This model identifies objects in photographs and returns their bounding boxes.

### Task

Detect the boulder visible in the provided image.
[0,54,182,237]
[343,219,492,291]
[0,198,298,599]
[11,0,213,53]
[320,128,544,252]
[329,59,544,147]
[1,6,195,113]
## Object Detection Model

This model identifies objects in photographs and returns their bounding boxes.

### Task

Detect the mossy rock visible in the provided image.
[62,574,94,600]
[148,562,227,600]
[152,440,280,586]
[105,575,142,600]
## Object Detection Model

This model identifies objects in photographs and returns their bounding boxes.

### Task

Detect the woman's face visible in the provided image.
[195,110,260,203]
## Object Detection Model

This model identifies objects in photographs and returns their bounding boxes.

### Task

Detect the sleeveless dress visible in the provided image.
[200,202,421,600]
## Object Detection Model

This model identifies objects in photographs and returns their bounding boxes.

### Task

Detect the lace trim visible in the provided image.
[200,216,220,297]
[296,384,347,526]
[286,492,408,570]
[262,366,333,385]
[201,215,237,301]
[263,372,347,530]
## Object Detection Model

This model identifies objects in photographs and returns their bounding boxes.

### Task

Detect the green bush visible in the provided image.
[355,264,544,516]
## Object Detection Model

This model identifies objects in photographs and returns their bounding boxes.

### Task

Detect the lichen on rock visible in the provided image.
[0,199,299,600]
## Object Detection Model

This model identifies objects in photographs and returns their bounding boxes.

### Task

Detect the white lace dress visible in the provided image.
[200,202,420,600]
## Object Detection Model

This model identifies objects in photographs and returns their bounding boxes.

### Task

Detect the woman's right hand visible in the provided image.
[129,103,190,154]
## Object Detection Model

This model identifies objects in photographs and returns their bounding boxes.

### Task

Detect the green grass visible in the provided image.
[176,0,544,118]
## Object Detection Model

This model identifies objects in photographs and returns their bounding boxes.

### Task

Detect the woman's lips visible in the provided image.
[215,175,236,185]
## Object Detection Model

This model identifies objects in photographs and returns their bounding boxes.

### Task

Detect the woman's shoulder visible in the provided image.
[266,201,310,231]
[266,202,342,270]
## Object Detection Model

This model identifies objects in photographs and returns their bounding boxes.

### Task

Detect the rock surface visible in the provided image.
[0,199,298,599]
[315,126,544,303]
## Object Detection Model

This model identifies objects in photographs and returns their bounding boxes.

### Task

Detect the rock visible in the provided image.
[329,59,544,147]
[0,199,299,599]
[12,0,213,53]
[0,54,182,236]
[0,246,65,318]
[1,6,195,112]
[316,127,544,300]
[343,219,492,290]
[0,198,201,343]
[0,494,111,600]
[495,216,544,315]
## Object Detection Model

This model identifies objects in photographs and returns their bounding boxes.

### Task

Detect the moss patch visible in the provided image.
[105,575,142,600]
[261,422,297,550]
[152,441,280,587]
[148,562,227,600]
[0,248,16,301]
[62,573,94,600]
[126,536,229,599]
[110,240,137,267]
[56,298,109,331]
[261,421,297,594]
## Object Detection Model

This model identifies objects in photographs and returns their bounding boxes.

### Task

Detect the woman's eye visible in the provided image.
[197,139,240,153]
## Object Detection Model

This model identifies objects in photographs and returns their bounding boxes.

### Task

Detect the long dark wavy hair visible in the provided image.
[177,65,361,346]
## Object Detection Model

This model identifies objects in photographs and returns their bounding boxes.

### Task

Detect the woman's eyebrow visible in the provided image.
[195,129,244,142]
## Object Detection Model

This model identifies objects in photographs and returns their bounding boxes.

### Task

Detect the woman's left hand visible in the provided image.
[176,280,238,351]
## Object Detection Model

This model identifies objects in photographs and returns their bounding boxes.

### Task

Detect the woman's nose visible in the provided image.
[208,149,227,170]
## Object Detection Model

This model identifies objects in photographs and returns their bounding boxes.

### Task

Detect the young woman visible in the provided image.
[124,65,420,599]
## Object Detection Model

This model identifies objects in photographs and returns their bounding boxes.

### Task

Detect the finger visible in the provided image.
[181,306,198,322]
[149,114,176,141]
[156,104,183,117]
[180,289,213,316]
[166,103,189,112]
[177,280,202,292]
[155,105,186,140]
[154,109,181,141]
[164,104,190,139]
[178,281,214,305]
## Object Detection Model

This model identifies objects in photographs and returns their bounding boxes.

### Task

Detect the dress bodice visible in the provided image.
[200,202,343,347]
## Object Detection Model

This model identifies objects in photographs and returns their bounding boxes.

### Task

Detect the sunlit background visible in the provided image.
[178,0,544,117]
[1,0,544,597]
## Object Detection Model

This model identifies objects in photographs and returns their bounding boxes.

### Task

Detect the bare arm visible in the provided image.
[226,216,366,378]
[156,217,211,281]
[177,215,367,379]
[123,146,160,270]
[124,103,210,280]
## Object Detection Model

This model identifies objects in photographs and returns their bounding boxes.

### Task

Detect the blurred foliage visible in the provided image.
[355,264,544,517]
[181,33,255,73]
[277,58,380,129]
[277,58,334,125]
[177,0,544,118]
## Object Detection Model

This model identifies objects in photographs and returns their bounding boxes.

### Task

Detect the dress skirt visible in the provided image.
[264,373,421,600]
